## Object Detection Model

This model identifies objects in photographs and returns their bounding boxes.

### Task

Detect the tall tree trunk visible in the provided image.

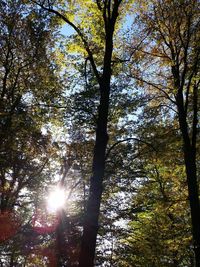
[56,212,68,267]
[78,87,109,267]
[78,12,119,267]
[184,149,200,266]
[33,1,122,266]
[176,90,200,267]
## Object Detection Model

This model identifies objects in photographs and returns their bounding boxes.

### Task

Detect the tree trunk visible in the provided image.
[177,92,200,267]
[185,151,200,267]
[78,89,109,267]
[34,2,122,266]
[78,20,116,267]
[56,210,68,267]
[184,147,200,266]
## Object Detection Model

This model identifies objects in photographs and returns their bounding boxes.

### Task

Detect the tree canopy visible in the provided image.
[0,0,199,266]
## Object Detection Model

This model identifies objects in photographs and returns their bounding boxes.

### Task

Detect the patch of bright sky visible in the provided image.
[60,23,75,37]
[122,14,135,30]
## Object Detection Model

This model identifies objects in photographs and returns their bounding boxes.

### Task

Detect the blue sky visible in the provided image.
[60,23,75,36]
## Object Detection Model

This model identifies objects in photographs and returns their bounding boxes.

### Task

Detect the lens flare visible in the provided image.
[46,188,65,213]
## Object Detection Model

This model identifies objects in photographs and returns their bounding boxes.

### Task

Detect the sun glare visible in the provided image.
[46,188,65,213]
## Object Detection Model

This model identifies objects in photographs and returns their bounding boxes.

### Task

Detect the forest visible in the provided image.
[0,0,200,266]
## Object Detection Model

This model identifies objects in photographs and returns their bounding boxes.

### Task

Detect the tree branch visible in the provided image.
[32,0,101,83]
[106,137,156,159]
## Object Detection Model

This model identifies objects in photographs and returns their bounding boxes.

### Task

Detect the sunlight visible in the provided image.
[46,187,65,213]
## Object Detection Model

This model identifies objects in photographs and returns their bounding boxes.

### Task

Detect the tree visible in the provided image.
[115,121,193,266]
[2,1,199,266]
[127,0,200,264]
[30,1,133,266]
[0,0,63,264]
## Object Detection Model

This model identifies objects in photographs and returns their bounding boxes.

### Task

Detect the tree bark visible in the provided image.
[78,5,120,266]
[78,56,111,267]
[78,87,109,267]
[176,90,200,267]
[33,1,121,266]
[181,138,200,266]
[56,210,68,267]
[184,149,200,267]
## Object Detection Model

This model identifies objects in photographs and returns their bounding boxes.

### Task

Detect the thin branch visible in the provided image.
[67,179,82,200]
[139,48,171,60]
[32,0,101,83]
[112,31,151,64]
[129,74,176,104]
[28,158,49,182]
[105,137,156,159]
[185,47,200,113]
[192,80,199,150]
[84,57,89,88]
[59,158,73,186]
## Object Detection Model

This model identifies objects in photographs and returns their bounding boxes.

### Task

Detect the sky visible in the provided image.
[60,23,75,36]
